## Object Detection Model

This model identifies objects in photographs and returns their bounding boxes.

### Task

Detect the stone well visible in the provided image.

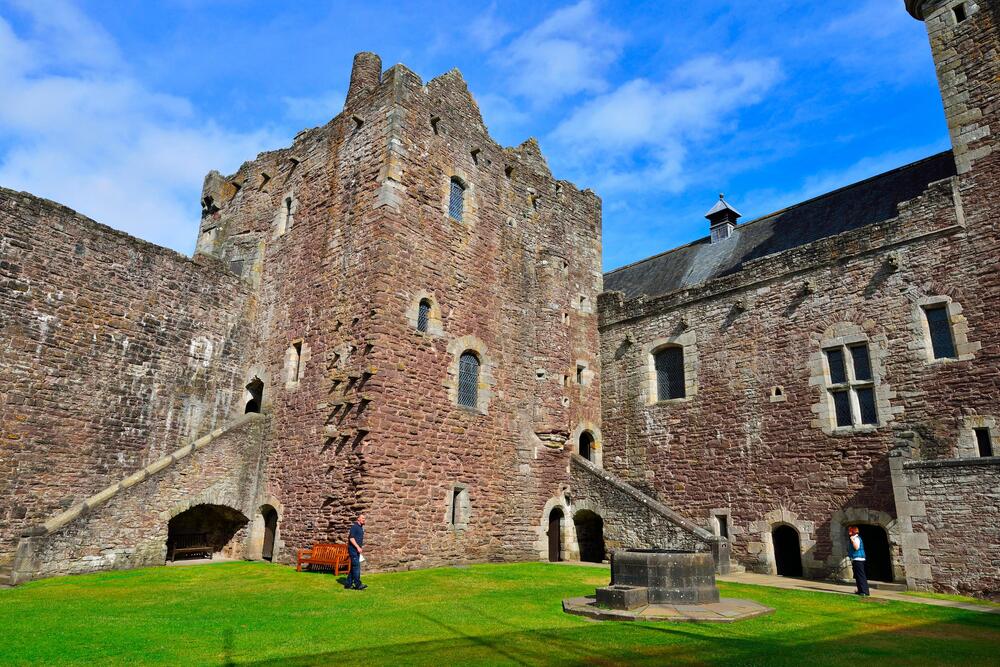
[610,548,720,605]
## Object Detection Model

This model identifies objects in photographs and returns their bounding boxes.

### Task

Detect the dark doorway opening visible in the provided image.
[166,504,249,562]
[579,431,594,462]
[772,525,803,577]
[574,510,605,563]
[261,505,278,561]
[857,524,893,582]
[245,377,264,414]
[548,507,564,562]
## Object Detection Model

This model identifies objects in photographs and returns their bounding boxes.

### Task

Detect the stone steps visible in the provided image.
[0,566,12,588]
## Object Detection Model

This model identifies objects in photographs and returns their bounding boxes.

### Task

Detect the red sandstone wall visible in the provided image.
[0,189,256,566]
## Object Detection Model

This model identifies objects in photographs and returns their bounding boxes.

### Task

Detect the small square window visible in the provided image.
[953,3,967,23]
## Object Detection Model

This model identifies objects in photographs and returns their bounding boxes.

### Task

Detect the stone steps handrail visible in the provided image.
[20,412,264,538]
[571,453,717,543]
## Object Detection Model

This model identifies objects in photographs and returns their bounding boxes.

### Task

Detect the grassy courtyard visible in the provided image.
[0,562,997,666]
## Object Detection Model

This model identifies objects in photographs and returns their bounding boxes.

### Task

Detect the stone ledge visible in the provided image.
[562,595,774,623]
[904,456,999,470]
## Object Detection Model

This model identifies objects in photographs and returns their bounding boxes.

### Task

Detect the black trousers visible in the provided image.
[852,559,869,595]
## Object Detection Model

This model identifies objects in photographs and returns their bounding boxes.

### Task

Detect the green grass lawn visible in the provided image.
[0,561,997,666]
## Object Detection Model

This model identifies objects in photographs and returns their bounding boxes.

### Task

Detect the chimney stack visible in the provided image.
[346,52,382,109]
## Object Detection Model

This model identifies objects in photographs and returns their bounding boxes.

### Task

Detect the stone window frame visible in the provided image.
[406,291,445,337]
[441,167,478,228]
[445,335,495,415]
[574,359,593,388]
[643,331,698,406]
[826,508,902,583]
[445,484,471,531]
[912,296,979,365]
[569,423,603,467]
[284,338,309,390]
[957,415,997,458]
[710,509,732,541]
[274,191,299,238]
[809,323,898,436]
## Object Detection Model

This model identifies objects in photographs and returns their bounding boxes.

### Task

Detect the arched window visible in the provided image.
[654,346,685,401]
[579,431,594,461]
[417,299,431,333]
[449,178,465,221]
[457,351,480,408]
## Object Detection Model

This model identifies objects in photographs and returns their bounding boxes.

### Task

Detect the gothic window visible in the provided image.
[654,346,685,401]
[449,178,465,221]
[825,343,878,428]
[417,299,431,333]
[923,305,957,360]
[457,351,480,408]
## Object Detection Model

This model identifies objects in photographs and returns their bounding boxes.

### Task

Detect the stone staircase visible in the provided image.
[0,565,12,588]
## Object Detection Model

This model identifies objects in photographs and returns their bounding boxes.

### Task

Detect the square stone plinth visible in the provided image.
[596,585,649,610]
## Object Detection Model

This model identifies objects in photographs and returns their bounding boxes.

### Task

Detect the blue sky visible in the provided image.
[0,0,949,271]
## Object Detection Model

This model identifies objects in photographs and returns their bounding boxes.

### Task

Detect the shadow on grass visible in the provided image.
[242,609,1000,667]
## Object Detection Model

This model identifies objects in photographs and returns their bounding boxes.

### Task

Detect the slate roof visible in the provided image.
[603,151,957,300]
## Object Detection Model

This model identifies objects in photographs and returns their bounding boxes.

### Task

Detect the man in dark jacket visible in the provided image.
[346,514,367,590]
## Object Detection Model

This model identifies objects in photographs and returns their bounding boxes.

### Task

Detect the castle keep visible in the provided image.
[0,0,997,597]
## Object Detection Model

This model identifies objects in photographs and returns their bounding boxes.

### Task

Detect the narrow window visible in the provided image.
[449,178,465,221]
[953,3,967,22]
[850,345,872,382]
[458,351,480,408]
[856,387,878,425]
[832,390,853,427]
[292,341,303,382]
[576,364,585,385]
[245,378,264,414]
[431,116,441,135]
[417,299,431,333]
[827,348,847,384]
[975,428,994,457]
[654,347,686,401]
[450,487,461,525]
[924,305,957,360]
[717,515,729,539]
[449,486,468,527]
[285,197,293,228]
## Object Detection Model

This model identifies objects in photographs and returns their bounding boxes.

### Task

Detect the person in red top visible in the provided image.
[848,526,869,596]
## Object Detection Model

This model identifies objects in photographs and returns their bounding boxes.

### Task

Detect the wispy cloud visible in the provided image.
[550,56,782,193]
[0,1,285,254]
[491,0,625,107]
[282,90,346,126]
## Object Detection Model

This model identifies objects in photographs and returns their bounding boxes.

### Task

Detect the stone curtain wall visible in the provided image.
[0,189,256,567]
[11,415,269,583]
[892,454,1000,597]
[196,53,603,570]
[570,455,715,555]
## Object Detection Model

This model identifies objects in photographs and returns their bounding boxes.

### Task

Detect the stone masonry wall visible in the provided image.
[196,53,603,570]
[11,415,269,582]
[892,453,1000,598]
[0,189,256,567]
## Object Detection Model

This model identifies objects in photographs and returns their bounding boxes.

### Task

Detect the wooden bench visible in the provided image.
[297,543,350,575]
[169,533,212,561]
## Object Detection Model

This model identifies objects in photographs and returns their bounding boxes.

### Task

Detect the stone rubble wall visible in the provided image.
[891,451,1000,598]
[0,188,257,567]
[10,415,269,583]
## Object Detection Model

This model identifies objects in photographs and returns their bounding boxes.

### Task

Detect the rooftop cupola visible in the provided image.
[705,194,742,243]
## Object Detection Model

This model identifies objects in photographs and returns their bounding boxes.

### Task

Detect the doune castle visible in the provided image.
[1,0,997,598]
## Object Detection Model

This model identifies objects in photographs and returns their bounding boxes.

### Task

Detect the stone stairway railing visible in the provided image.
[570,454,732,572]
[19,412,263,540]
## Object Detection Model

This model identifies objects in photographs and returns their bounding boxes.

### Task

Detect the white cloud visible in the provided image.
[282,90,346,126]
[469,2,512,51]
[550,56,782,193]
[0,3,285,254]
[493,0,625,107]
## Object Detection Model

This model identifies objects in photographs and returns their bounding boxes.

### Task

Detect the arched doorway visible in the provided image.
[261,505,278,561]
[245,377,264,414]
[579,431,594,462]
[574,510,606,563]
[548,507,563,562]
[167,504,249,562]
[772,525,803,577]
[857,524,893,582]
